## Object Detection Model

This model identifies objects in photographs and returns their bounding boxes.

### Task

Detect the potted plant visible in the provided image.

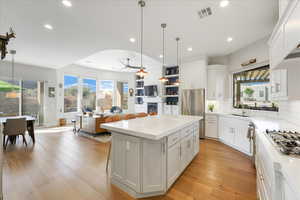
[208,104,215,112]
[243,87,254,101]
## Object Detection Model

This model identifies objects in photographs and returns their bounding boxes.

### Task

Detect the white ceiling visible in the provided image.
[0,0,278,70]
[75,49,162,72]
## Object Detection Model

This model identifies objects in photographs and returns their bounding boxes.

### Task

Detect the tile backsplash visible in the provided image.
[210,99,300,126]
[278,100,300,125]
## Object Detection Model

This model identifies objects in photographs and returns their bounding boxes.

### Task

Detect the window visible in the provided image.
[233,65,278,112]
[0,79,20,116]
[64,75,78,113]
[116,82,128,110]
[99,80,114,111]
[82,78,96,111]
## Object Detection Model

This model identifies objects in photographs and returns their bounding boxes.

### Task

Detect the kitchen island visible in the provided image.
[101,115,202,198]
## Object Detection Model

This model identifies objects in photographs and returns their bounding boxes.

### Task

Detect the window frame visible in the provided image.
[82,77,97,111]
[98,80,115,112]
[232,65,278,112]
[63,74,80,113]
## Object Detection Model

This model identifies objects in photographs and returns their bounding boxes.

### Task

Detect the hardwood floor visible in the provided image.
[3,128,257,200]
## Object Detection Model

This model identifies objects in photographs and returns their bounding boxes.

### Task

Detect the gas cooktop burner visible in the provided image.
[266,129,300,155]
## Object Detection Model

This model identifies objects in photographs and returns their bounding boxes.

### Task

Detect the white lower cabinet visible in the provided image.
[111,134,126,182]
[163,105,179,115]
[112,134,141,192]
[142,139,166,193]
[180,134,194,172]
[124,137,140,192]
[167,142,181,188]
[166,123,200,188]
[218,116,251,156]
[205,114,218,138]
[256,132,300,200]
[111,121,200,198]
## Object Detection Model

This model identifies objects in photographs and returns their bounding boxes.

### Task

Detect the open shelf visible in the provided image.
[165,74,179,78]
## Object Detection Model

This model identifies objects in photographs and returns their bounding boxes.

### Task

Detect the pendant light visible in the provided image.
[136,0,148,78]
[174,37,180,86]
[6,50,19,99]
[159,23,168,82]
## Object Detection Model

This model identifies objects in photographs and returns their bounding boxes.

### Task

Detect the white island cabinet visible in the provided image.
[102,115,202,198]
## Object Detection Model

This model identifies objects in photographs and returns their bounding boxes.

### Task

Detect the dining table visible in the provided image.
[0,115,36,144]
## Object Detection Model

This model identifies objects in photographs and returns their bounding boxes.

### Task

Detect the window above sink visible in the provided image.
[233,65,278,112]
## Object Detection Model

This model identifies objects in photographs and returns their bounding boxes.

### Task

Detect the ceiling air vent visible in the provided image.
[198,7,212,19]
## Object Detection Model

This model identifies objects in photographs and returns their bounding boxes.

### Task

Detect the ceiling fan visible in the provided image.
[120,58,146,70]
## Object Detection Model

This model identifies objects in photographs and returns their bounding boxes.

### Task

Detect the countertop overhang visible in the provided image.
[101,115,203,140]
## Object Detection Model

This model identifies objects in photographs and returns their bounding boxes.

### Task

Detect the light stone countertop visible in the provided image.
[206,111,300,198]
[101,115,203,140]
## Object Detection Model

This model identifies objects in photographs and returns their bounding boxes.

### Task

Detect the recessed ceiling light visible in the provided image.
[187,47,193,52]
[220,0,230,7]
[227,37,233,42]
[62,0,72,7]
[159,54,163,58]
[129,38,136,43]
[44,24,53,30]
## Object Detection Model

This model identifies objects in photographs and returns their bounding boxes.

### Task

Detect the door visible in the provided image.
[193,128,200,156]
[180,134,194,172]
[111,134,126,182]
[124,136,140,192]
[234,120,251,155]
[142,139,166,193]
[219,117,234,146]
[167,142,181,188]
[205,115,218,138]
[164,105,171,115]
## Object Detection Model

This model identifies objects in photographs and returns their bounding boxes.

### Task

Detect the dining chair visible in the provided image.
[3,118,27,150]
[135,112,148,118]
[105,115,121,173]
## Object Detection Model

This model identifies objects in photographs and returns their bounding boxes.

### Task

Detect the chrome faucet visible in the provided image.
[242,109,247,117]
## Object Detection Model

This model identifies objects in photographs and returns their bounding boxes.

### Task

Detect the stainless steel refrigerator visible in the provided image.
[181,89,205,139]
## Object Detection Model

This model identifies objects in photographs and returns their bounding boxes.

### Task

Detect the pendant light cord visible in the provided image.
[12,54,14,83]
[176,38,179,66]
[163,26,165,67]
[140,2,144,69]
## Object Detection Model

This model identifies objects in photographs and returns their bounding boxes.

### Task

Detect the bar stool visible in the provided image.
[105,115,121,172]
[71,119,77,134]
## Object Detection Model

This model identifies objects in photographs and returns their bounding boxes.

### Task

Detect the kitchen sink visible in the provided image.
[231,114,249,118]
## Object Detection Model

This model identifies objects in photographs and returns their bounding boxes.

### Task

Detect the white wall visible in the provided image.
[218,36,300,126]
[228,36,270,72]
[0,61,58,126]
[57,64,135,121]
[0,61,136,125]
[181,58,207,90]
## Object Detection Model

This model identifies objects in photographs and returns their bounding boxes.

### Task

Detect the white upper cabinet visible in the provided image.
[207,65,228,100]
[269,0,300,69]
[270,69,288,100]
[270,66,300,101]
[284,1,300,53]
[279,0,291,18]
